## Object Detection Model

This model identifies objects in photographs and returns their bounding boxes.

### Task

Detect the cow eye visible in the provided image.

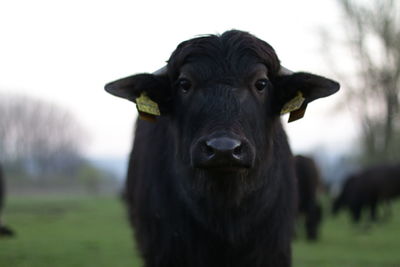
[254,79,269,92]
[177,78,192,93]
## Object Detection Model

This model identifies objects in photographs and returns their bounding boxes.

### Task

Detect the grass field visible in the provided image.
[0,195,400,267]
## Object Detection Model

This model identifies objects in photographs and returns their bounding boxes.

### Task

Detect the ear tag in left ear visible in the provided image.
[280,91,306,123]
[280,91,305,115]
[135,93,160,122]
[287,105,307,122]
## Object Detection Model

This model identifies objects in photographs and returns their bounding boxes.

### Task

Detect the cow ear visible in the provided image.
[105,71,172,121]
[272,72,340,122]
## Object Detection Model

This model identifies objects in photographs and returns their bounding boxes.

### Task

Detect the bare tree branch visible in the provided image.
[324,0,400,164]
[0,93,88,176]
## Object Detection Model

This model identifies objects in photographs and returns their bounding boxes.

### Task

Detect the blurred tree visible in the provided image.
[0,94,88,177]
[324,0,400,165]
[79,163,102,195]
[78,162,120,195]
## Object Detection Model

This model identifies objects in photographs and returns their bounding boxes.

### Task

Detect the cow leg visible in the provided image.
[350,205,362,224]
[305,204,322,241]
[0,225,14,237]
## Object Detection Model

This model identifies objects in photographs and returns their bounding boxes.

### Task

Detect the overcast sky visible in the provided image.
[0,0,356,158]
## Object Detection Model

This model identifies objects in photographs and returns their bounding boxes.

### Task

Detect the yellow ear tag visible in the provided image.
[280,91,305,115]
[136,93,161,116]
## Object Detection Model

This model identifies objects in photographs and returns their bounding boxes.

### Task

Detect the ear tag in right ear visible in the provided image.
[280,91,305,115]
[288,105,307,122]
[135,93,160,122]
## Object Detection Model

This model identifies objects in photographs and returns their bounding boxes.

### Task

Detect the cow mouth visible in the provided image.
[196,163,251,173]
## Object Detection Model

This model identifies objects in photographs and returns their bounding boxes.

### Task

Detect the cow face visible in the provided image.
[106,30,339,199]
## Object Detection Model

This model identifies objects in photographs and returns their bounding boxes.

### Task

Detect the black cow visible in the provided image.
[332,163,400,224]
[106,30,339,267]
[0,163,14,237]
[294,155,323,241]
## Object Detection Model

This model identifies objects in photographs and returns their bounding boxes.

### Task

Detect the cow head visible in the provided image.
[106,30,339,202]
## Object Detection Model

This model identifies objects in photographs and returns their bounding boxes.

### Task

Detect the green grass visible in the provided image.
[1,195,400,267]
[293,200,400,267]
[0,195,140,267]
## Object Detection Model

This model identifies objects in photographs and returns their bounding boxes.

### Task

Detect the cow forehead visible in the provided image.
[168,33,281,79]
[176,51,274,74]
[178,62,269,82]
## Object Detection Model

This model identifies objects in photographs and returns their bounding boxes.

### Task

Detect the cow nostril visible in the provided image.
[233,145,242,156]
[202,143,215,157]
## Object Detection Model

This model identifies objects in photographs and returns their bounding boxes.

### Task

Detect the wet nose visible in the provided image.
[191,135,254,169]
[204,137,243,161]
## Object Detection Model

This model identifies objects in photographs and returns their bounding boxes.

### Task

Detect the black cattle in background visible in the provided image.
[332,163,400,224]
[294,155,323,241]
[106,30,339,267]
[0,163,15,237]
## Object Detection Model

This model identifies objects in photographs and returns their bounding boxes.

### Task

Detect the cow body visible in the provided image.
[0,163,14,237]
[106,30,339,267]
[127,118,295,267]
[333,163,400,223]
[0,163,4,217]
[294,155,323,241]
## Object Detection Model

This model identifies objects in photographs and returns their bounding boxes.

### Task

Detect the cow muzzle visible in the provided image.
[190,132,255,172]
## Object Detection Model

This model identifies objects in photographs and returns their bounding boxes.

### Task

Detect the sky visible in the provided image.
[0,0,356,159]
